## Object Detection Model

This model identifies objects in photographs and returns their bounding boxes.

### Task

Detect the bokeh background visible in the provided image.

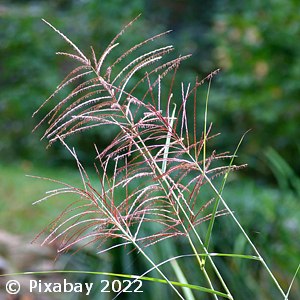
[0,0,299,299]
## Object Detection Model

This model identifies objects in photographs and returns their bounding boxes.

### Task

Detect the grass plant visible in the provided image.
[30,16,297,299]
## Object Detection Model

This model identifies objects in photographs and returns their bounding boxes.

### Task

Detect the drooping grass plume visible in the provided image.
[31,17,292,299]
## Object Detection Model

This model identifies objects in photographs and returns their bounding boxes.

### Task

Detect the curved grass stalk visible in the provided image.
[285,263,300,300]
[204,130,251,258]
[0,270,229,299]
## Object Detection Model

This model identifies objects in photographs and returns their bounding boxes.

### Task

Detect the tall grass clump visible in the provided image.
[31,16,297,299]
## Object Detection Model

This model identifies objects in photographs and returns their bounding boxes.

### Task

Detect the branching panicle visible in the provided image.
[35,14,229,255]
[31,17,289,300]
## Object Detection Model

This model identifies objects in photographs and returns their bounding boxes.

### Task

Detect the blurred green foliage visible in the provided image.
[211,0,300,174]
[0,3,54,162]
[0,0,146,165]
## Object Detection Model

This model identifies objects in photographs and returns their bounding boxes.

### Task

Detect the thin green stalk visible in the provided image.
[204,131,250,257]
[199,75,211,270]
[0,270,230,298]
[285,263,300,300]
